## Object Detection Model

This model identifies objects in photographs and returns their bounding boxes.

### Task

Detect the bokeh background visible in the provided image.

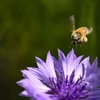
[0,0,100,100]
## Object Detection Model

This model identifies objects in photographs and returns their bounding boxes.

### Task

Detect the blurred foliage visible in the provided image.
[0,0,100,100]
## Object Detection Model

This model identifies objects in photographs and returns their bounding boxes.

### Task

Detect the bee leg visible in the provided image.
[80,43,82,47]
[68,41,73,48]
[83,36,88,42]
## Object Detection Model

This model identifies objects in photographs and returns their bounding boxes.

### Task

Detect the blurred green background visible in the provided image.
[0,0,100,100]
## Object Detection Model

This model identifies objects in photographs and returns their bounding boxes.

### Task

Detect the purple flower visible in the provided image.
[17,49,100,100]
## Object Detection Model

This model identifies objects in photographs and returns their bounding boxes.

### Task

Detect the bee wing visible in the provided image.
[70,15,75,32]
[87,27,93,35]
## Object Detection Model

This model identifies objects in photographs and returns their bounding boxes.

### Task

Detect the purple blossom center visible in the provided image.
[47,71,91,100]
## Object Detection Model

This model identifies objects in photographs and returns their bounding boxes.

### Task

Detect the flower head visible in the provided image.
[17,49,100,100]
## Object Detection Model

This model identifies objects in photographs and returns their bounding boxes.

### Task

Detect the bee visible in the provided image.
[70,15,93,46]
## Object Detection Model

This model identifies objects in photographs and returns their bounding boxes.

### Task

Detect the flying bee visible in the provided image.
[70,15,93,47]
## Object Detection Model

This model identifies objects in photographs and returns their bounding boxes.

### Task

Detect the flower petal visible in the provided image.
[27,67,50,83]
[46,51,57,79]
[19,70,50,92]
[58,49,67,78]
